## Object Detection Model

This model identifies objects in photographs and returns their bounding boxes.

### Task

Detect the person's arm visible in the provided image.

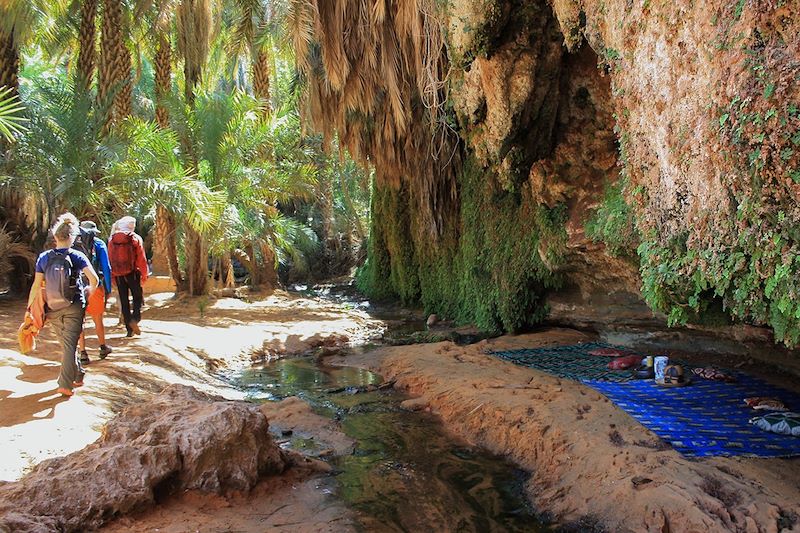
[27,272,44,308]
[134,235,149,284]
[82,264,99,295]
[94,238,113,292]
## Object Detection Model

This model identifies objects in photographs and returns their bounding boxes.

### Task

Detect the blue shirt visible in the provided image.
[91,237,113,293]
[35,248,91,305]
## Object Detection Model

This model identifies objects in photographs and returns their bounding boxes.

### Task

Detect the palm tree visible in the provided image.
[171,90,318,290]
[130,0,182,281]
[229,0,272,116]
[1,80,109,237]
[98,0,133,126]
[77,0,99,90]
[176,0,213,104]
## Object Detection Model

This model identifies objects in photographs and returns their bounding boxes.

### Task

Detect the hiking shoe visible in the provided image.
[125,330,134,338]
[56,387,74,397]
[98,344,112,359]
[72,380,84,387]
[79,350,90,365]
[131,322,141,336]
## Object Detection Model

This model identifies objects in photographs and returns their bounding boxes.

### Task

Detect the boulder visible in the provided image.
[0,385,287,533]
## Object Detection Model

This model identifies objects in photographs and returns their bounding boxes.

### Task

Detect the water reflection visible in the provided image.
[239,358,546,532]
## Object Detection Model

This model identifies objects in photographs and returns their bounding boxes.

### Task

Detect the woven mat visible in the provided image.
[489,343,800,457]
[587,375,800,457]
[489,342,645,382]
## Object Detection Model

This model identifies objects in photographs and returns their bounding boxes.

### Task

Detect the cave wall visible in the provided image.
[298,0,800,344]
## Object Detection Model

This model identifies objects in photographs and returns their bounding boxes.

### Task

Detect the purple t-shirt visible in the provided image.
[35,248,91,305]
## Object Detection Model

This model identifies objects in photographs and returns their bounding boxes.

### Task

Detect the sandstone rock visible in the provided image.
[0,385,288,533]
[400,397,429,411]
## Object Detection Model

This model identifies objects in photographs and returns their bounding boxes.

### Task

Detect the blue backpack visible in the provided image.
[44,250,77,311]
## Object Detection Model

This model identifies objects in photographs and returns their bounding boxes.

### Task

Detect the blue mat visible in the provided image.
[586,375,800,457]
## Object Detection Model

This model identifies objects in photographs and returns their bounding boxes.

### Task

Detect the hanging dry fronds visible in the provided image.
[176,0,212,100]
[294,0,459,241]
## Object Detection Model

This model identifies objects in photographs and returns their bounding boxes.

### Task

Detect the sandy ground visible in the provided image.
[0,287,381,482]
[3,287,800,532]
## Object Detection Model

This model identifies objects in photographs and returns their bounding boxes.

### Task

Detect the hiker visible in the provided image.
[109,216,148,337]
[27,213,99,397]
[75,220,113,364]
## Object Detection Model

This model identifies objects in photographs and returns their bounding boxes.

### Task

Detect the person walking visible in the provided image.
[27,213,99,397]
[75,220,113,363]
[108,216,148,336]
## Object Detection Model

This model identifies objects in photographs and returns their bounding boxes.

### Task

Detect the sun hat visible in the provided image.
[116,216,136,233]
[80,220,100,236]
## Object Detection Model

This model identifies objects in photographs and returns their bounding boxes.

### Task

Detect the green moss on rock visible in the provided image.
[358,156,566,333]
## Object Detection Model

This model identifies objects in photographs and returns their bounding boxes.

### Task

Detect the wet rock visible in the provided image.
[0,385,288,533]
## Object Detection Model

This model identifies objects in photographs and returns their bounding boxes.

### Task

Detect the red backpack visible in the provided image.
[109,233,136,277]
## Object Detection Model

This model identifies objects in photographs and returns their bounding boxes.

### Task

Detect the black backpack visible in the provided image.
[44,250,78,311]
[72,228,95,265]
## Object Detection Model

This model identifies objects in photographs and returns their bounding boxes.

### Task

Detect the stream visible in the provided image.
[230,285,549,532]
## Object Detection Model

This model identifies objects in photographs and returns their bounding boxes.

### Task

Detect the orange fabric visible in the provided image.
[19,286,47,354]
[29,285,46,329]
[85,284,106,316]
[18,318,36,354]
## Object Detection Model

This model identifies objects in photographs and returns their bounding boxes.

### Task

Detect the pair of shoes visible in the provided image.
[56,387,74,397]
[98,344,112,360]
[79,350,90,365]
[131,322,141,336]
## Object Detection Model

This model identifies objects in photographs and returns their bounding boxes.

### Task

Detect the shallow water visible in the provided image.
[238,358,547,532]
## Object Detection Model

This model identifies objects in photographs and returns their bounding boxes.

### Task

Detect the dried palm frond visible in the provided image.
[0,224,35,288]
[292,0,459,242]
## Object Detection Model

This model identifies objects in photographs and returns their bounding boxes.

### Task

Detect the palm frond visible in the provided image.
[0,86,28,140]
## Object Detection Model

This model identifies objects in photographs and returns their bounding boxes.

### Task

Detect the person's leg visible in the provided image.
[130,273,144,334]
[54,303,85,391]
[116,275,133,334]
[92,312,112,357]
[131,273,143,324]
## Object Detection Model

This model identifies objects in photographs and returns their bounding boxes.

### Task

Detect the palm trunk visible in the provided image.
[185,225,208,296]
[77,0,97,90]
[221,252,235,288]
[154,35,171,128]
[259,241,279,289]
[252,47,270,117]
[151,39,181,286]
[244,243,260,286]
[153,205,183,284]
[0,29,19,94]
[99,0,132,127]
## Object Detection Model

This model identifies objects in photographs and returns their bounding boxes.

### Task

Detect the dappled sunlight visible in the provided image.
[0,292,386,482]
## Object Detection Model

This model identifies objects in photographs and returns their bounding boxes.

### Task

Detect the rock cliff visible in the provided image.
[291,0,800,349]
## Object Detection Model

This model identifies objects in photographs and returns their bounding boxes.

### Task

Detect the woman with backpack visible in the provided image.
[27,213,99,397]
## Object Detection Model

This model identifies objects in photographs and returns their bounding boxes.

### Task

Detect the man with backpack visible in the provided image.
[74,220,113,364]
[109,216,148,337]
[27,212,99,397]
